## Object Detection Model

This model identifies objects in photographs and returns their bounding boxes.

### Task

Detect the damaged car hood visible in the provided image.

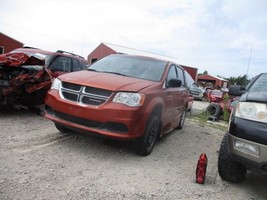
[0,51,51,96]
[0,52,45,67]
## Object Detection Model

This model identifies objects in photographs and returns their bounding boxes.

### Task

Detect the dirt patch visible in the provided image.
[0,108,266,200]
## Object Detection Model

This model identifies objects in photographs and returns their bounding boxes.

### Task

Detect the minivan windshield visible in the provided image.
[87,55,167,82]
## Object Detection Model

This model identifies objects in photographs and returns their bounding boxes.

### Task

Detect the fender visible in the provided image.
[136,96,164,136]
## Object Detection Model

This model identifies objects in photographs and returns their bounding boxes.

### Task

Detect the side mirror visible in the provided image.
[167,78,182,88]
[228,85,246,96]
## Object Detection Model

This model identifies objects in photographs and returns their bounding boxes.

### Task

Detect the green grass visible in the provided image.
[187,110,228,131]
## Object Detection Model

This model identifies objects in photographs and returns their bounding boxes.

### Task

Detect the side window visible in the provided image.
[184,70,194,88]
[167,65,177,82]
[50,56,72,72]
[72,59,80,72]
[176,66,185,86]
[79,62,87,70]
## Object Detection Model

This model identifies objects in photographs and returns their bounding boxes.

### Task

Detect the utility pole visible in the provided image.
[246,44,253,77]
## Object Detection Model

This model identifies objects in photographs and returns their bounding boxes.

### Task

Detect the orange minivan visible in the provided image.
[44,54,192,155]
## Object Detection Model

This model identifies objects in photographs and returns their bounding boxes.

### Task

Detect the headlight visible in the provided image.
[51,78,62,90]
[235,102,267,123]
[113,92,145,107]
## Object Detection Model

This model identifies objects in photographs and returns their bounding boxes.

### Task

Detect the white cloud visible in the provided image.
[1,0,267,78]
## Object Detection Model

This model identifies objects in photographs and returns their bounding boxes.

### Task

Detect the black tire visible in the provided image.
[176,109,186,130]
[206,103,221,117]
[55,123,71,133]
[218,134,247,183]
[135,115,159,156]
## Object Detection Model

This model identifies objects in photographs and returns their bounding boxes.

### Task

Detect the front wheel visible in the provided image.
[135,115,159,156]
[218,134,247,183]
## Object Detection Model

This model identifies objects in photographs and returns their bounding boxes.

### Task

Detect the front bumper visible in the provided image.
[228,132,267,174]
[44,90,148,140]
[192,95,203,100]
[190,91,203,100]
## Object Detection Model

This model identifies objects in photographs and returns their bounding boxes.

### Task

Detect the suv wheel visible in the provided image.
[55,123,71,133]
[176,109,186,130]
[135,115,159,156]
[218,134,247,183]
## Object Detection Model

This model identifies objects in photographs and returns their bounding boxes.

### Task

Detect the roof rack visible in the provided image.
[22,46,40,50]
[56,50,84,59]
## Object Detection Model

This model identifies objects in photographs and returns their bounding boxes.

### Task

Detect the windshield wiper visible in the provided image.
[87,68,98,72]
[101,71,128,77]
[87,69,130,77]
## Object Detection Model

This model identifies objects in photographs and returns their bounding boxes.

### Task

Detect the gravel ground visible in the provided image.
[0,102,267,200]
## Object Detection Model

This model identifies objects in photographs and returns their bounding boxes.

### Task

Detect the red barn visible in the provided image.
[87,42,198,81]
[0,32,24,54]
[197,74,229,89]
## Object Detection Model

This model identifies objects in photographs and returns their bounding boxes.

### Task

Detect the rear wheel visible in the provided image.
[176,109,186,130]
[218,134,247,183]
[135,115,159,156]
[55,123,71,133]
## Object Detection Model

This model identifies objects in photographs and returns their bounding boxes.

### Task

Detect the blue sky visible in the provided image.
[1,0,267,78]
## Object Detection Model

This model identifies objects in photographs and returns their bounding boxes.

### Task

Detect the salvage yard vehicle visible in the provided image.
[189,85,204,101]
[44,54,192,156]
[218,73,267,183]
[0,47,88,109]
[208,90,223,103]
[203,86,213,100]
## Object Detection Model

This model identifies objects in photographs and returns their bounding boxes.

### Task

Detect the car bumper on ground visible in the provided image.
[44,90,147,140]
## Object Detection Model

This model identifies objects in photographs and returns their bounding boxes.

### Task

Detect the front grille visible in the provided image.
[60,82,112,106]
[62,82,81,91]
[191,91,200,95]
[84,86,112,96]
[81,96,106,105]
[62,91,78,101]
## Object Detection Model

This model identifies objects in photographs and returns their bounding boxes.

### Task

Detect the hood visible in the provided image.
[0,52,45,67]
[59,70,157,92]
[241,91,267,103]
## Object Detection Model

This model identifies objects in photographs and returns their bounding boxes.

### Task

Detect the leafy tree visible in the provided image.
[198,70,208,76]
[227,77,236,85]
[226,75,250,86]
